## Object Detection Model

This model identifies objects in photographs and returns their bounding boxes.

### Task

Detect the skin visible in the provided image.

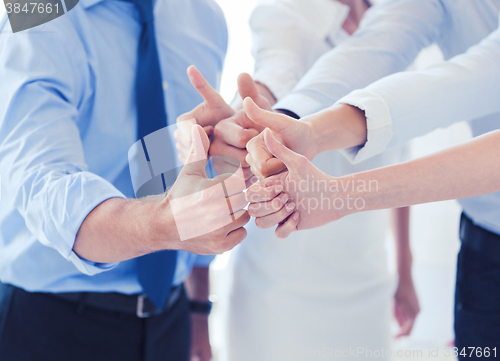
[247,125,500,231]
[74,125,250,263]
[178,69,419,335]
[185,267,212,361]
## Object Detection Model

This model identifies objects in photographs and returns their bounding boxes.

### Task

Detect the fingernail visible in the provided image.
[281,193,289,204]
[286,203,295,212]
[275,185,283,194]
[293,212,299,221]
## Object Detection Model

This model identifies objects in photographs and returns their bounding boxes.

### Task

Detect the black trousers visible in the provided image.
[0,284,190,361]
[455,214,500,359]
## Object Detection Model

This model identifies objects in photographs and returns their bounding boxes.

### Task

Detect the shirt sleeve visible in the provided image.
[193,255,216,267]
[0,20,125,275]
[274,0,447,117]
[338,24,500,163]
[250,0,349,101]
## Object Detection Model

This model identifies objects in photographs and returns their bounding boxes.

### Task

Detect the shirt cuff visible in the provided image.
[274,91,331,118]
[193,255,216,267]
[336,90,394,164]
[41,172,126,276]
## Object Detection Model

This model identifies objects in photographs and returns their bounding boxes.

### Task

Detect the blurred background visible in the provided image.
[0,1,471,360]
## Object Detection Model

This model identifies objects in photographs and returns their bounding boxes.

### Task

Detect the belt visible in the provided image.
[51,284,184,318]
[460,213,500,264]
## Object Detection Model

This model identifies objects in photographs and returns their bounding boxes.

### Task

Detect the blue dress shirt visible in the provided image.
[0,0,227,294]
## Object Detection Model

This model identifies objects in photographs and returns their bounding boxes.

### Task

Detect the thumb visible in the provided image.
[187,65,226,107]
[243,97,291,132]
[182,124,210,177]
[263,128,303,173]
[238,73,260,103]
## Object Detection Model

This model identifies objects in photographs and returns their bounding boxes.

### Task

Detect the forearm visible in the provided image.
[341,130,500,215]
[185,266,210,301]
[392,207,412,280]
[74,197,178,264]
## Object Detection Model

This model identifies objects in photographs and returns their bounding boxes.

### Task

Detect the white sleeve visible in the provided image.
[338,25,500,163]
[250,0,349,101]
[274,0,447,117]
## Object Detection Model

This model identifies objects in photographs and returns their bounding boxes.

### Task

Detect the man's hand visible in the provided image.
[394,276,420,338]
[185,267,212,361]
[246,129,342,238]
[243,98,317,181]
[175,66,235,164]
[190,313,211,361]
[161,125,250,255]
[210,73,273,187]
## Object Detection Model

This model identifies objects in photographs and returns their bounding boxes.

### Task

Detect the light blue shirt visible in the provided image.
[274,0,500,236]
[0,0,227,294]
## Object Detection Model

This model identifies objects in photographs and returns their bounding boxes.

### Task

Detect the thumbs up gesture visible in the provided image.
[246,128,342,238]
[243,97,318,181]
[167,125,250,255]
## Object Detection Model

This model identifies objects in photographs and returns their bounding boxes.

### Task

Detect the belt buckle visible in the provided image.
[136,294,152,318]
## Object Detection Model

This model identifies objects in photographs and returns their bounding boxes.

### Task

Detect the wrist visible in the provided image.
[147,198,181,253]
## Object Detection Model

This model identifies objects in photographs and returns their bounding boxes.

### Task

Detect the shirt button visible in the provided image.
[162,81,168,91]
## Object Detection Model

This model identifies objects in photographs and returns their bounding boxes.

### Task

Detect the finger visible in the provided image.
[212,157,241,175]
[246,182,283,203]
[275,211,299,239]
[210,139,249,167]
[396,318,415,338]
[255,201,295,229]
[264,128,306,173]
[249,193,290,218]
[214,119,260,149]
[242,97,293,132]
[187,65,226,107]
[246,135,287,179]
[175,118,197,147]
[394,303,404,327]
[227,192,248,214]
[221,226,248,253]
[175,141,189,164]
[202,125,214,137]
[225,210,250,235]
[237,73,260,103]
[180,125,210,177]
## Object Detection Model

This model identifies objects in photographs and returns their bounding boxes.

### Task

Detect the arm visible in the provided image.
[76,126,250,263]
[274,0,446,117]
[392,207,420,338]
[250,0,349,102]
[185,267,212,361]
[244,24,500,174]
[247,128,500,237]
[337,25,500,163]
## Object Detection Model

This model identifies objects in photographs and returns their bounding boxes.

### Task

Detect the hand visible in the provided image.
[164,124,250,255]
[246,129,342,238]
[210,73,273,187]
[190,313,212,361]
[394,276,420,338]
[243,97,317,180]
[245,177,299,238]
[175,65,235,164]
